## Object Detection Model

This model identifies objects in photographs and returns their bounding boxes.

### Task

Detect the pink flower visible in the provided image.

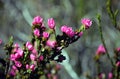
[14,48,23,59]
[46,40,57,48]
[12,65,17,71]
[99,73,104,79]
[26,42,34,51]
[47,73,51,78]
[78,32,83,37]
[17,48,23,57]
[81,18,92,29]
[65,27,75,37]
[30,64,35,71]
[12,48,18,53]
[14,43,19,48]
[26,64,30,69]
[61,25,68,32]
[61,25,75,37]
[96,44,106,55]
[0,39,2,44]
[30,54,36,61]
[116,47,120,52]
[15,61,22,68]
[14,53,21,59]
[9,69,16,76]
[11,50,23,60]
[10,54,16,61]
[33,28,40,37]
[56,64,61,70]
[43,32,49,39]
[39,55,44,61]
[57,47,62,51]
[32,16,43,25]
[48,18,55,29]
[108,72,113,79]
[53,75,58,79]
[116,61,120,67]
[32,48,38,55]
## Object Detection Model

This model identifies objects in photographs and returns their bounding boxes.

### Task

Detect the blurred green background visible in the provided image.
[0,0,120,79]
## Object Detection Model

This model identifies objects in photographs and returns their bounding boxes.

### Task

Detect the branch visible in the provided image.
[97,14,115,67]
[106,0,120,31]
[20,3,82,79]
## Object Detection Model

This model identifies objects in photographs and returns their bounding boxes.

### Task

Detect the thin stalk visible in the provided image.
[53,29,57,40]
[97,14,115,67]
[5,52,10,79]
[106,0,120,31]
[96,60,101,74]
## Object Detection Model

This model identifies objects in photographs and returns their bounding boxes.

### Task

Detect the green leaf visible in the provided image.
[114,9,119,17]
[4,36,13,51]
[96,14,101,23]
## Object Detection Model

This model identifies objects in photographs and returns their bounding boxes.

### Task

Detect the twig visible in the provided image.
[106,0,120,31]
[97,14,115,67]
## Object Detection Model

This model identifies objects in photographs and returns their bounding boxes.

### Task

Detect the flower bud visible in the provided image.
[116,47,120,52]
[53,75,58,79]
[81,18,92,29]
[65,27,75,37]
[12,65,17,71]
[47,73,51,78]
[48,18,55,29]
[14,53,21,59]
[55,64,61,70]
[9,69,16,76]
[17,48,23,57]
[15,61,22,68]
[10,54,16,61]
[39,55,44,61]
[32,16,43,25]
[46,40,57,48]
[32,48,38,55]
[0,39,2,44]
[30,64,35,71]
[26,64,30,69]
[61,25,75,37]
[33,28,40,37]
[14,43,19,48]
[78,32,83,37]
[43,32,49,39]
[116,61,120,67]
[96,44,106,55]
[30,54,36,61]
[13,48,18,53]
[26,42,34,51]
[99,73,105,79]
[108,72,113,79]
[61,25,68,32]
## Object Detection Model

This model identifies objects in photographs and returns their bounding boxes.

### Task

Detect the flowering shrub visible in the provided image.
[0,16,92,79]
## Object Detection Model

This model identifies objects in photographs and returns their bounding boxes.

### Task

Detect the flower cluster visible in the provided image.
[94,45,120,79]
[2,16,92,79]
[98,72,113,79]
[60,25,75,38]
